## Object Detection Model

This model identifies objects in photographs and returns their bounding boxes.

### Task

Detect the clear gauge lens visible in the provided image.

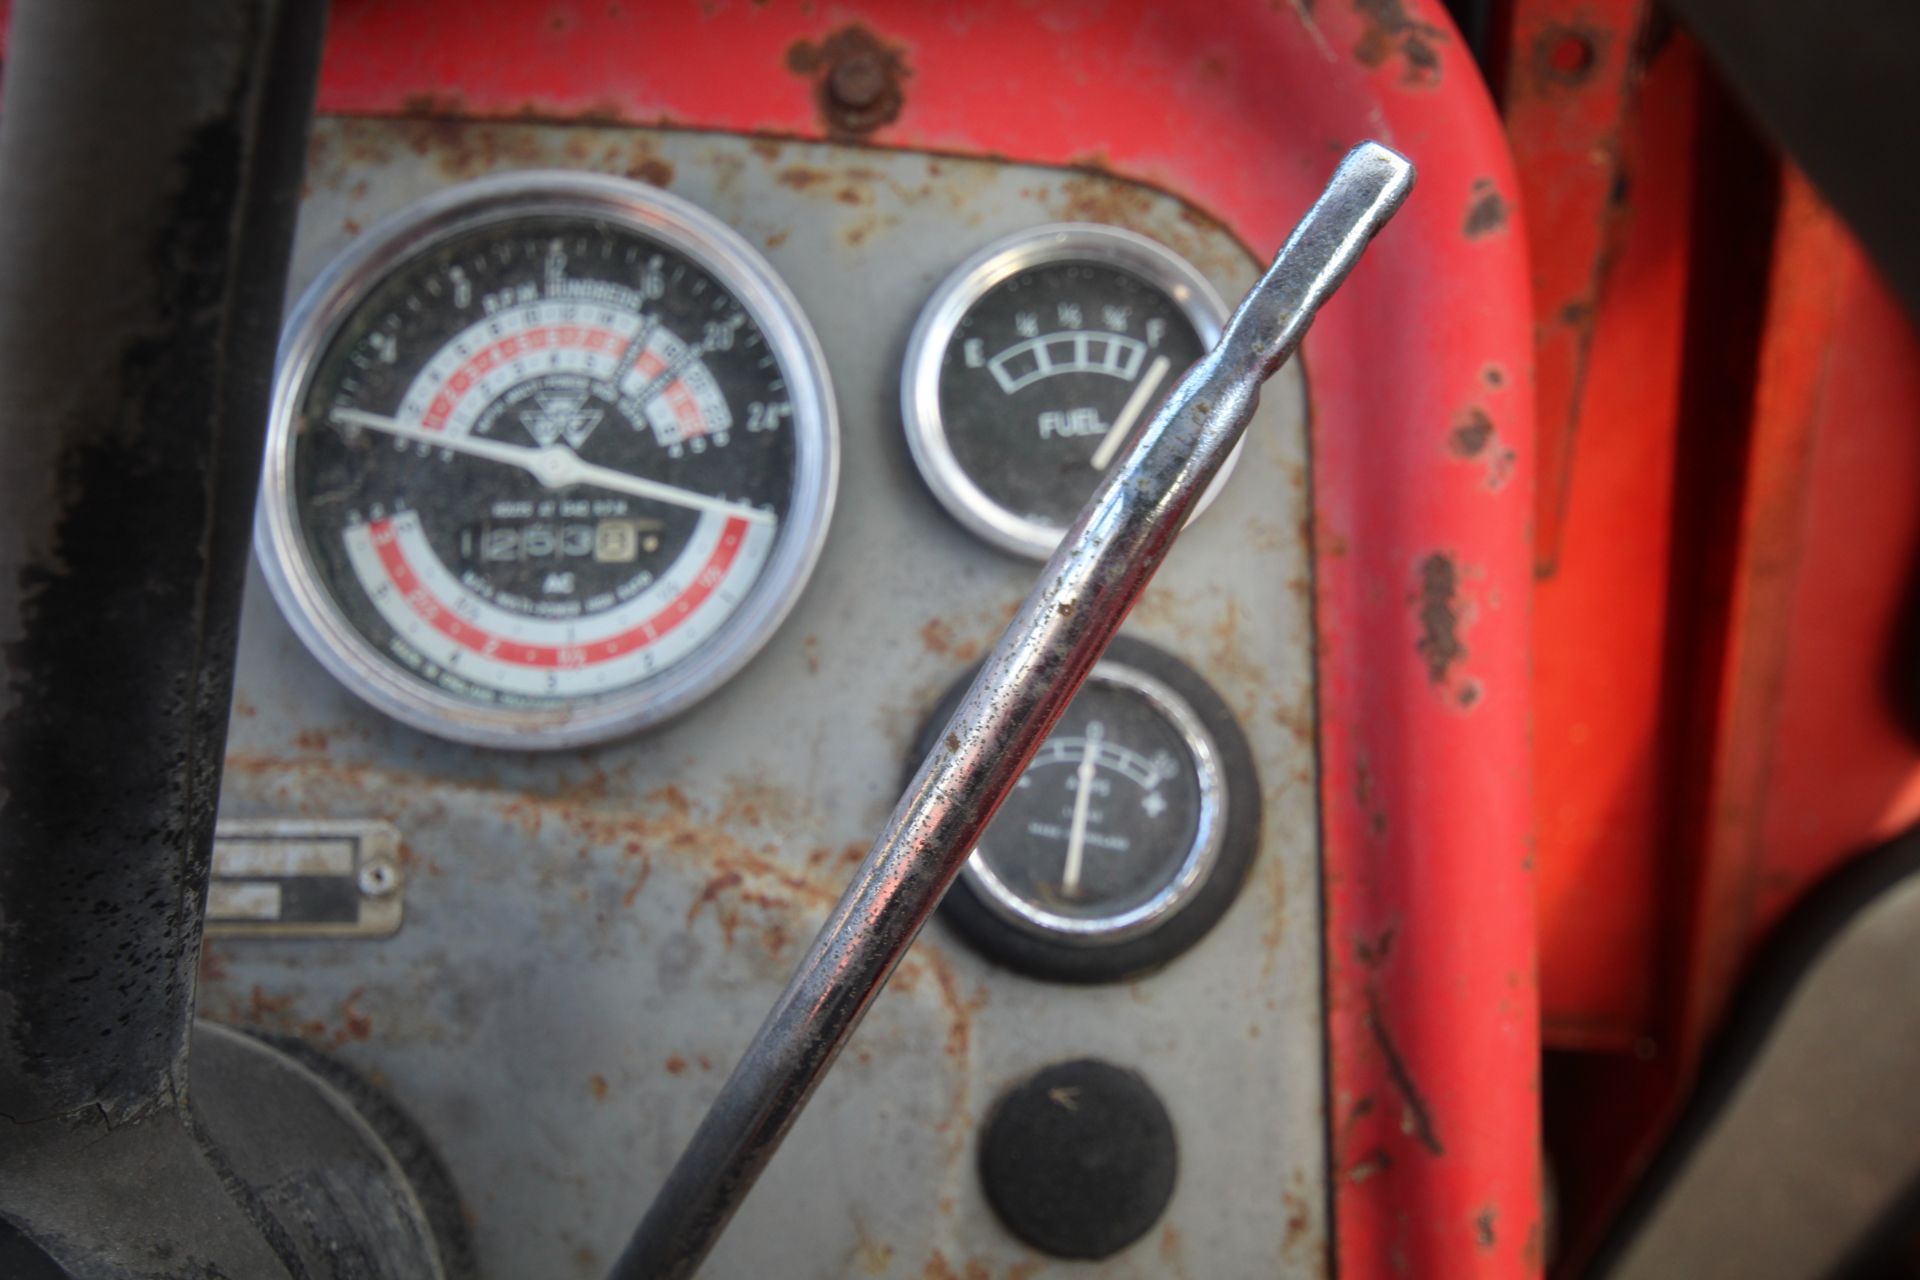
[916,636,1263,982]
[902,224,1234,559]
[973,672,1212,933]
[257,172,837,749]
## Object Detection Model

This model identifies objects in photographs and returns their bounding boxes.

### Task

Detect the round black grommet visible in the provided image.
[977,1058,1178,1259]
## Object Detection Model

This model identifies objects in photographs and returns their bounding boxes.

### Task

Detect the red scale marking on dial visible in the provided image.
[367,516,747,667]
[418,325,708,439]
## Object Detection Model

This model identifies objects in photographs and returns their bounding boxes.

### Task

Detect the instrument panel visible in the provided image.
[208,118,1324,1277]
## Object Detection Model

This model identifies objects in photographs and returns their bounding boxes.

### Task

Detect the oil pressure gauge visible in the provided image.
[902,224,1237,559]
[914,637,1261,982]
[256,172,837,749]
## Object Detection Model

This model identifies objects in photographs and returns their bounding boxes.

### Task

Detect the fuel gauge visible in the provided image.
[913,636,1261,982]
[902,224,1237,559]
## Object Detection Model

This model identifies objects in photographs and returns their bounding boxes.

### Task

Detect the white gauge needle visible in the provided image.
[1090,354,1172,471]
[1061,721,1104,897]
[330,408,775,526]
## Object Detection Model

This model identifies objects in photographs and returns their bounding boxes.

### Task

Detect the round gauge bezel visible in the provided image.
[916,635,1264,983]
[963,659,1227,945]
[255,170,839,750]
[901,223,1237,560]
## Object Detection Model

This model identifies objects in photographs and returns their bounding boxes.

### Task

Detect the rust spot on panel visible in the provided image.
[1462,178,1509,238]
[786,26,908,141]
[665,1054,688,1076]
[1415,553,1466,685]
[621,856,653,907]
[1271,689,1314,744]
[1366,987,1444,1156]
[588,1073,609,1101]
[1260,853,1291,980]
[852,1225,894,1274]
[335,987,373,1045]
[651,783,691,817]
[1449,407,1494,457]
[1476,1205,1498,1250]
[627,156,674,187]
[1159,1222,1194,1278]
[921,618,956,656]
[1283,1189,1312,1247]
[1206,597,1270,721]
[927,948,988,1064]
[776,165,829,191]
[1043,173,1244,282]
[686,870,744,936]
[1448,408,1517,490]
[1351,0,1447,87]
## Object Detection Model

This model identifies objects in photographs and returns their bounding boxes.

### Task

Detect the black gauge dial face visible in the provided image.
[976,672,1204,924]
[904,226,1229,559]
[260,177,837,747]
[916,636,1262,982]
[939,261,1205,531]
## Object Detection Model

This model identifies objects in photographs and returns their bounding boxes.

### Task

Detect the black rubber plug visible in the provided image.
[976,1058,1178,1259]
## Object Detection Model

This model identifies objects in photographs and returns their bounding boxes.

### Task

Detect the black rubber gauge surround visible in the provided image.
[911,635,1262,983]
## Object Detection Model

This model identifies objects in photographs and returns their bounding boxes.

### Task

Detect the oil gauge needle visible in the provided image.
[1061,721,1104,896]
[330,407,775,526]
[1090,355,1172,471]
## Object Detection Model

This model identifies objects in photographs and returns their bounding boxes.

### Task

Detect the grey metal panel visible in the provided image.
[209,119,1323,1279]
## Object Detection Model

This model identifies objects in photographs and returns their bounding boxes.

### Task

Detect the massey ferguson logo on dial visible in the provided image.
[518,384,607,449]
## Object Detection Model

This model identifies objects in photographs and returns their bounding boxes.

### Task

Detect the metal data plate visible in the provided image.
[207,119,1324,1279]
[208,819,403,938]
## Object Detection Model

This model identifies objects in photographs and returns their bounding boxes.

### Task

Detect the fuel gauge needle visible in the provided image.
[1090,355,1172,471]
[1061,721,1104,896]
[330,407,775,526]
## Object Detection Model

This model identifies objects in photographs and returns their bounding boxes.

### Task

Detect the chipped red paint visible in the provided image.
[0,1,1540,1273]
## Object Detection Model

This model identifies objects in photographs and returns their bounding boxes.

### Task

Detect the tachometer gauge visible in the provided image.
[914,636,1261,982]
[256,172,837,748]
[902,224,1235,559]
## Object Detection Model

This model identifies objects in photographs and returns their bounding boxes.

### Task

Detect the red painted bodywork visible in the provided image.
[1508,3,1920,1260]
[1515,8,1697,1050]
[1,1,1545,1273]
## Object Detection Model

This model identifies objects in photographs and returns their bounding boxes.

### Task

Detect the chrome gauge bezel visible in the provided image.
[255,171,839,750]
[960,657,1229,946]
[901,222,1237,560]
